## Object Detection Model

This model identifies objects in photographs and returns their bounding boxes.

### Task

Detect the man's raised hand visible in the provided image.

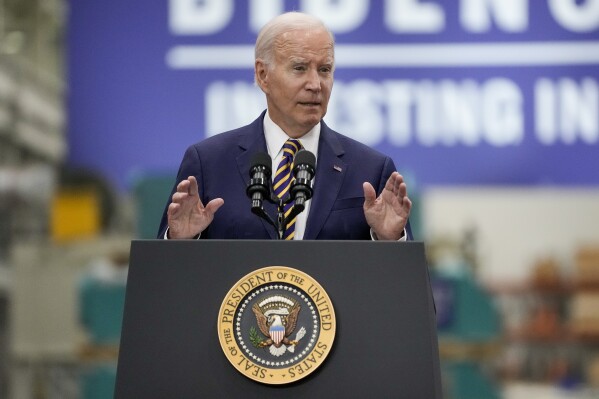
[363,172,412,241]
[167,176,224,239]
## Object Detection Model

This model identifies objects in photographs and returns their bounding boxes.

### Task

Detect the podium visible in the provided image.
[115,240,442,398]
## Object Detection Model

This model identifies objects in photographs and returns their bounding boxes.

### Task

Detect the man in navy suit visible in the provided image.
[158,12,412,241]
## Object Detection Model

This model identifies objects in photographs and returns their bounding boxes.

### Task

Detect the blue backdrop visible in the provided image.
[68,0,599,190]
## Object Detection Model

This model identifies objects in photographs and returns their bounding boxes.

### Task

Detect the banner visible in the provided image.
[68,0,599,189]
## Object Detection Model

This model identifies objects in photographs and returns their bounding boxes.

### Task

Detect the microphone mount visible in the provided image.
[246,150,316,240]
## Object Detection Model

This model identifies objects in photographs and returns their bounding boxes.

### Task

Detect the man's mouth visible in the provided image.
[299,102,320,106]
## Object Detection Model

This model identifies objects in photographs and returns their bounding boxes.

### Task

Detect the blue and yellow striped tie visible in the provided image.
[273,139,302,240]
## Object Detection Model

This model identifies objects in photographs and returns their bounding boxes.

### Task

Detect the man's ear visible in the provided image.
[255,59,269,93]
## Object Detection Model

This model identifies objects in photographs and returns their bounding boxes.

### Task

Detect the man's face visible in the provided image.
[256,28,334,138]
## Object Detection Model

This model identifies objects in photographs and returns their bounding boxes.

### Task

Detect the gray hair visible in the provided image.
[255,12,335,68]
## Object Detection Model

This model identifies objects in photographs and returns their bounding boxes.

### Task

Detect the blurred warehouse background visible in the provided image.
[1,0,599,398]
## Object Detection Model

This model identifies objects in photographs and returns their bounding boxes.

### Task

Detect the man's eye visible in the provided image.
[294,66,305,71]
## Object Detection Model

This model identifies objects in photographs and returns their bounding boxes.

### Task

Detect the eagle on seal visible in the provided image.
[252,301,301,349]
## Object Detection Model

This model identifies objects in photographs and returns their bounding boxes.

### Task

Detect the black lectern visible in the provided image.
[115,240,442,398]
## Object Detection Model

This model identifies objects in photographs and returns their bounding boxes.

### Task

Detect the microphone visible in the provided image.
[246,152,272,212]
[290,149,316,212]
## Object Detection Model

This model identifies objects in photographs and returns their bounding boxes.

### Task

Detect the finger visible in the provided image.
[187,176,199,196]
[394,173,406,195]
[171,191,189,204]
[362,182,377,208]
[398,182,408,199]
[384,173,396,192]
[204,198,225,215]
[403,196,412,213]
[176,178,190,193]
[167,202,180,217]
[385,172,402,196]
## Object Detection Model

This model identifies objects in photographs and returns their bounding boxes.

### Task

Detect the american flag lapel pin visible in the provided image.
[333,165,342,172]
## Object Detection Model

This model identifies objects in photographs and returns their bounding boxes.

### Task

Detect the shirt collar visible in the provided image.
[263,110,320,160]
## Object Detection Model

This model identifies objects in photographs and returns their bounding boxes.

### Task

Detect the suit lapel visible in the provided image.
[235,112,278,239]
[303,123,346,240]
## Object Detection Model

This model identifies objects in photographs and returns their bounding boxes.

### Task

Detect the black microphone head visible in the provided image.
[293,149,316,170]
[290,149,315,203]
[250,152,272,176]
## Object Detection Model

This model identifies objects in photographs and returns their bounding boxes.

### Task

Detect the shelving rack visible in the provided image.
[1,0,66,397]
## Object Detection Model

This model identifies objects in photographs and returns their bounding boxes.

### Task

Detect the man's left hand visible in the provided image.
[363,172,412,241]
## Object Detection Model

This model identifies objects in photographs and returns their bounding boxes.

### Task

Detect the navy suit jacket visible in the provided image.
[157,112,412,240]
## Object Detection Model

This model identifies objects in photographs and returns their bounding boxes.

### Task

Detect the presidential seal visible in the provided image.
[217,266,336,384]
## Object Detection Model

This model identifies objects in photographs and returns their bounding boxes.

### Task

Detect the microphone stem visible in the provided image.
[277,199,285,240]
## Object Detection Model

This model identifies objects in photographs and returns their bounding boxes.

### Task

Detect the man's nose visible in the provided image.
[305,68,321,91]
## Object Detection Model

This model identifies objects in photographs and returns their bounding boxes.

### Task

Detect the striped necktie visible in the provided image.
[272,139,302,240]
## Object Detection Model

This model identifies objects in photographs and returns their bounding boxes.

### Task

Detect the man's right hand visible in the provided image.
[167,176,224,239]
